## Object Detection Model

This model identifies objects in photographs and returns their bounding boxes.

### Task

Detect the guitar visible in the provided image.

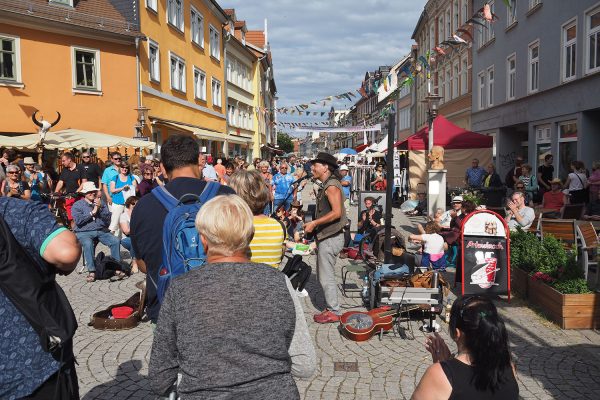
[339,306,397,342]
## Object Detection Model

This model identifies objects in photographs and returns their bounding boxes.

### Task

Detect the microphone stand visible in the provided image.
[271,174,312,218]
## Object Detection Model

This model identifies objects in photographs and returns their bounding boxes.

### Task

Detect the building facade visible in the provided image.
[413,0,473,130]
[0,0,140,139]
[139,0,229,156]
[471,0,600,179]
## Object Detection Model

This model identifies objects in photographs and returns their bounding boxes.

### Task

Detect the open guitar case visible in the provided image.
[88,282,146,330]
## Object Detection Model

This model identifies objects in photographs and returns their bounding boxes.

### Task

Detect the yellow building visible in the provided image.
[139,0,229,155]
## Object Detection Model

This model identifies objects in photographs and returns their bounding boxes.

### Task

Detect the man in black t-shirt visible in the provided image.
[537,154,554,194]
[79,152,102,187]
[130,135,234,323]
[54,152,86,225]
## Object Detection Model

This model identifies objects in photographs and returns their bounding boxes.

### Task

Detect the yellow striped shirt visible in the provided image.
[250,216,285,268]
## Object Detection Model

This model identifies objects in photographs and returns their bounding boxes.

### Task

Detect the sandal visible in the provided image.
[86,272,96,283]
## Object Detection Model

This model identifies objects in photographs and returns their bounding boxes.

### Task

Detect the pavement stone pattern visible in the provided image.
[58,199,600,399]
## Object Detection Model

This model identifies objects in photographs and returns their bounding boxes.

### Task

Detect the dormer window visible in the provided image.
[242,31,246,45]
[49,0,74,6]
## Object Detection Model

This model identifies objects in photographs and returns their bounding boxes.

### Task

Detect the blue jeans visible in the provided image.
[273,198,292,213]
[121,236,135,259]
[76,230,121,272]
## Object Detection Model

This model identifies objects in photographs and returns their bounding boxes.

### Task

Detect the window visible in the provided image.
[507,0,517,26]
[445,67,451,102]
[446,9,451,40]
[439,71,445,104]
[507,54,516,100]
[0,35,21,82]
[211,78,222,107]
[461,0,469,25]
[193,67,206,100]
[167,0,184,32]
[558,121,577,179]
[169,53,185,92]
[72,47,100,91]
[50,0,74,6]
[453,1,459,33]
[399,81,410,98]
[460,56,468,94]
[191,7,204,47]
[529,0,541,9]
[228,105,234,125]
[399,107,411,130]
[562,20,576,81]
[535,124,551,172]
[226,59,232,82]
[209,25,220,60]
[586,6,600,73]
[487,66,494,107]
[528,40,539,93]
[146,0,157,12]
[438,14,445,43]
[148,40,160,82]
[453,61,459,98]
[478,71,486,110]
[429,24,435,51]
[478,0,495,47]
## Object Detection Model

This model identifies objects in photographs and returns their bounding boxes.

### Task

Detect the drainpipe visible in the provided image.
[223,27,232,158]
[135,37,142,111]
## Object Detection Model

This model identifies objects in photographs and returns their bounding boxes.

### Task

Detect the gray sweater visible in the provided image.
[148,262,315,399]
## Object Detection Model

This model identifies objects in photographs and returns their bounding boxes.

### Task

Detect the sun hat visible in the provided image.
[550,178,562,184]
[23,157,35,165]
[80,181,100,194]
[339,164,349,171]
[452,195,464,203]
[311,152,339,169]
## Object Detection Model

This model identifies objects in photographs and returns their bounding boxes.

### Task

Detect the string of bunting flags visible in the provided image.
[275,91,357,115]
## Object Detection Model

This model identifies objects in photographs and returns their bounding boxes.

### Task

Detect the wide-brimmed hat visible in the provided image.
[311,152,339,169]
[23,157,35,165]
[80,181,100,194]
[451,195,464,203]
[339,164,349,171]
[550,178,562,184]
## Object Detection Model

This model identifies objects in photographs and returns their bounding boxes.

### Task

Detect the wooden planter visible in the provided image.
[511,267,529,298]
[528,279,600,329]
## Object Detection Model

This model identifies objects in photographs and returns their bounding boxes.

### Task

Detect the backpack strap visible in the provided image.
[151,185,179,211]
[199,181,220,204]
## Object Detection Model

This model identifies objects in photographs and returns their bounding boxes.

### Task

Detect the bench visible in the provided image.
[529,212,541,235]
[539,219,577,251]
[577,222,599,287]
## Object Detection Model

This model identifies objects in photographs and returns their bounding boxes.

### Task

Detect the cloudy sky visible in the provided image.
[223,0,427,135]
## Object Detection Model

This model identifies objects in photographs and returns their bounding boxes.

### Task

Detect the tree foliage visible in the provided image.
[277,132,294,154]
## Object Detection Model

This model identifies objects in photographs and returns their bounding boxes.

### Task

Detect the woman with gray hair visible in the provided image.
[0,164,31,200]
[148,194,315,399]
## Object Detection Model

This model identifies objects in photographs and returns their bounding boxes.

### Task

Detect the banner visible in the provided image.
[461,210,511,299]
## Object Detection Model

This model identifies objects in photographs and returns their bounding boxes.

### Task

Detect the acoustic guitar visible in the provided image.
[339,306,397,342]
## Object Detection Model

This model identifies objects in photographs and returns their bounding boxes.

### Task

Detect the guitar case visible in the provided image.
[88,283,146,330]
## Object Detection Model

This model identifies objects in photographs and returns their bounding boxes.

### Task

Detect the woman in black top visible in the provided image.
[412,296,519,400]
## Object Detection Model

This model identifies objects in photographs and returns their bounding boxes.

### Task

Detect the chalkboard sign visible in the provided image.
[461,210,511,300]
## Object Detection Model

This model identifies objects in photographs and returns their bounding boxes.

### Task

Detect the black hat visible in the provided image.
[311,152,339,169]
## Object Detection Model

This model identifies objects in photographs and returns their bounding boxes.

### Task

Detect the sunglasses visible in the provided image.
[82,156,90,159]
[112,157,122,161]
[8,171,19,174]
[516,186,524,189]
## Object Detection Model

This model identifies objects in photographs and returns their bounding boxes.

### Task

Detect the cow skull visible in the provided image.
[31,110,61,141]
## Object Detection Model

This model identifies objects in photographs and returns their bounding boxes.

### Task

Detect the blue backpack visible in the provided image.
[151,182,221,303]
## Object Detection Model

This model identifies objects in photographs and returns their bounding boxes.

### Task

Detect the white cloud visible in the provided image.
[222,0,427,132]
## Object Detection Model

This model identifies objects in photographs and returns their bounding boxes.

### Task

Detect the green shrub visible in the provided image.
[551,279,592,294]
[539,235,568,276]
[510,228,543,273]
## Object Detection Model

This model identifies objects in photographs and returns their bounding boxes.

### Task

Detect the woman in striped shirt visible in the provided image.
[229,170,285,268]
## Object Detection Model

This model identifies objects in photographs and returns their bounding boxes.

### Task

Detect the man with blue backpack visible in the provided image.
[130,135,235,324]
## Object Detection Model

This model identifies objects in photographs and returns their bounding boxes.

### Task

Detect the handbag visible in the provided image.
[570,173,589,204]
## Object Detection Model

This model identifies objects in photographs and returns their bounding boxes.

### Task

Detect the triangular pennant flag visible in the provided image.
[321,112,326,116]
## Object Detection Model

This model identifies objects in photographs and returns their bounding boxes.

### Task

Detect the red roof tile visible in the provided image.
[246,30,265,48]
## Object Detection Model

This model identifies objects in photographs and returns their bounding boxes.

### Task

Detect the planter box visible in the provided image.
[511,267,529,298]
[528,279,600,329]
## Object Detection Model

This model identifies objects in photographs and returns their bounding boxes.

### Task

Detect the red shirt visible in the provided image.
[543,191,565,211]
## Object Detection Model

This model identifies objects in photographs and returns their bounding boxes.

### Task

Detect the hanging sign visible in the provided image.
[461,210,511,300]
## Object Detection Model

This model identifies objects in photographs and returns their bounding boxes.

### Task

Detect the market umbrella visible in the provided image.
[339,148,357,155]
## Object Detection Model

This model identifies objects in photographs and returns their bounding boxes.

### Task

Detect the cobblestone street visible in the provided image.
[60,207,600,399]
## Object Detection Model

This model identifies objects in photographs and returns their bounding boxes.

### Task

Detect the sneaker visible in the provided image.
[313,310,340,324]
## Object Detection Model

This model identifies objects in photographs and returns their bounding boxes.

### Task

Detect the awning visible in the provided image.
[160,121,226,141]
[226,134,253,145]
[0,129,156,150]
[355,144,369,152]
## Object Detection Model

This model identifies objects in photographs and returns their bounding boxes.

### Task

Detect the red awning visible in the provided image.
[355,144,369,152]
[393,115,493,150]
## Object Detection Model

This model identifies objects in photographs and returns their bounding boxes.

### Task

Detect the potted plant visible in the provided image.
[510,229,599,329]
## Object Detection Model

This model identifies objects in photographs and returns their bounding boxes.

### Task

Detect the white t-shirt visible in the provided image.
[421,233,445,255]
[568,172,587,191]
[119,211,130,226]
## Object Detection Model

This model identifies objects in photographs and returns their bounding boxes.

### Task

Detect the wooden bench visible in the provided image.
[577,222,599,286]
[540,219,577,251]
[528,213,541,235]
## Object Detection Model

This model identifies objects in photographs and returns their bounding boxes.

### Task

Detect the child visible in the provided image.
[409,221,447,271]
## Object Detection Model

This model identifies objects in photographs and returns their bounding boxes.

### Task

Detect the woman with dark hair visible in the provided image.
[412,296,518,399]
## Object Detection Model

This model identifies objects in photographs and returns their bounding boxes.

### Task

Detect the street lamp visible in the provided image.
[424,93,441,151]
[134,106,150,138]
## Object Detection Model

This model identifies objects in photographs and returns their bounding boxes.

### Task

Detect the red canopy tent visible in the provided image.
[391,115,493,193]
